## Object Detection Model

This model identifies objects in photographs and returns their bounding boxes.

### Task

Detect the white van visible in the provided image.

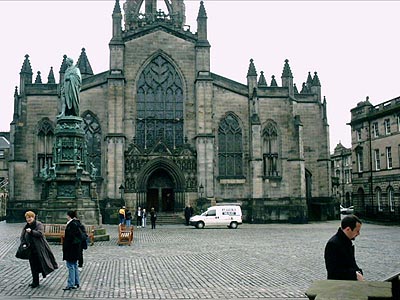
[189,205,242,229]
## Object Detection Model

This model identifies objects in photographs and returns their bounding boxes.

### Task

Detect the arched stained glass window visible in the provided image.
[136,55,184,150]
[263,122,279,177]
[82,112,102,177]
[218,114,243,177]
[37,119,54,175]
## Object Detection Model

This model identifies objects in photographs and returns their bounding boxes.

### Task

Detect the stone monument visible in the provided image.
[40,57,101,225]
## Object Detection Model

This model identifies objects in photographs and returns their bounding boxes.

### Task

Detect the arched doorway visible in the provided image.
[146,169,175,212]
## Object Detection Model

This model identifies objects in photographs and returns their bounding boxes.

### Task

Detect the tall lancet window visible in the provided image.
[263,122,280,177]
[82,111,102,178]
[136,55,184,150]
[218,114,243,177]
[37,119,54,175]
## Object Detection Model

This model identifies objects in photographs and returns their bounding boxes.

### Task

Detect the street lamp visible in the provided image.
[199,183,204,199]
[119,184,125,204]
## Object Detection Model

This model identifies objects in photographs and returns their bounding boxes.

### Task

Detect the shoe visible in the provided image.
[78,267,82,272]
[62,286,76,291]
[29,283,39,288]
[75,284,80,288]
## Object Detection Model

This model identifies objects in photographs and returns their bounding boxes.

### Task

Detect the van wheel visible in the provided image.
[230,222,238,229]
[196,221,205,229]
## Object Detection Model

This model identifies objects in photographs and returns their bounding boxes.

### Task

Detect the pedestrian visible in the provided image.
[118,205,126,225]
[125,208,132,227]
[184,205,193,226]
[20,211,58,288]
[62,210,82,290]
[74,213,88,271]
[142,208,147,228]
[136,207,142,228]
[324,215,364,281]
[150,207,157,229]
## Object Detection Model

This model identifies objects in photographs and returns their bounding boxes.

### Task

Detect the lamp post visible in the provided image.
[119,184,125,206]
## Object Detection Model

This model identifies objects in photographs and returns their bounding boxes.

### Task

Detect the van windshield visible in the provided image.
[205,209,216,216]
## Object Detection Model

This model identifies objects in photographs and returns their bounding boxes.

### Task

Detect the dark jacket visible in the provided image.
[21,221,58,276]
[63,219,82,262]
[324,228,363,280]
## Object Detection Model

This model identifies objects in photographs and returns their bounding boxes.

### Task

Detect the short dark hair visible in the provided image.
[67,210,77,219]
[341,215,362,230]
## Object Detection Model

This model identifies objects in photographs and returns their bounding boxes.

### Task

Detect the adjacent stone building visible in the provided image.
[0,132,10,220]
[349,96,400,221]
[7,0,333,223]
[331,142,352,208]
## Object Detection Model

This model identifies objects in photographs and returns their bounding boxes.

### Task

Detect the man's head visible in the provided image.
[341,215,362,240]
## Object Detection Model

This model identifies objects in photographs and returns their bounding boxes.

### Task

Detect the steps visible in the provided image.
[153,213,185,225]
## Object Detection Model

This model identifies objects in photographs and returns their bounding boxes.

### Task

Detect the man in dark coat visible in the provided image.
[62,210,82,290]
[324,215,364,281]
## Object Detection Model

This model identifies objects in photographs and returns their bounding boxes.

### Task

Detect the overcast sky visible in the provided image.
[1,0,400,151]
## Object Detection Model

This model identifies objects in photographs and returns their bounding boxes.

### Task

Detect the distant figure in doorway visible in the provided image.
[184,205,194,226]
[142,209,147,228]
[125,208,132,227]
[118,206,126,225]
[136,207,142,228]
[150,207,157,229]
[324,215,364,281]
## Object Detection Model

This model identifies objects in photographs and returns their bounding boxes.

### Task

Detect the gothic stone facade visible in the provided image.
[7,0,333,223]
[349,97,400,221]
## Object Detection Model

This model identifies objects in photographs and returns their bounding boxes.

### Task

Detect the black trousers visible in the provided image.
[29,254,42,285]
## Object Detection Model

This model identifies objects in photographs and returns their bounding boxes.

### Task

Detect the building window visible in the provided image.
[37,119,54,175]
[388,187,394,212]
[374,149,380,171]
[386,146,392,169]
[356,150,363,172]
[263,122,280,177]
[372,122,379,138]
[82,111,102,178]
[345,169,351,184]
[384,119,391,135]
[218,114,243,177]
[344,156,349,167]
[356,128,362,141]
[376,187,382,212]
[136,55,184,150]
[335,169,340,179]
[397,114,400,132]
[0,150,4,158]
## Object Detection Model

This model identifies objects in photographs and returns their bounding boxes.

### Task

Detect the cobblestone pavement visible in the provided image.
[0,220,399,300]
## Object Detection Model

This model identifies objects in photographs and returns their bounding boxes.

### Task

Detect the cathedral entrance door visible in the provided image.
[146,169,175,213]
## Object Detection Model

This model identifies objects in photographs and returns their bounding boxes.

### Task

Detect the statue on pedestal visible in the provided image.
[57,57,82,118]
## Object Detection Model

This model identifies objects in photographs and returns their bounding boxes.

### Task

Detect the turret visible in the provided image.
[110,0,125,76]
[311,72,321,101]
[195,1,210,77]
[111,0,123,42]
[47,67,56,84]
[281,59,294,97]
[19,54,33,95]
[77,48,94,79]
[246,59,257,95]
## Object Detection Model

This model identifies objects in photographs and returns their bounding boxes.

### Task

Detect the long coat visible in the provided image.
[21,221,58,277]
[324,228,363,280]
[62,219,81,262]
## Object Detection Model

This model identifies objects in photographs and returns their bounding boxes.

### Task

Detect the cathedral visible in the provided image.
[7,0,334,224]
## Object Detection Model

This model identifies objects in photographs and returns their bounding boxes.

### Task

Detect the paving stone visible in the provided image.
[0,221,399,299]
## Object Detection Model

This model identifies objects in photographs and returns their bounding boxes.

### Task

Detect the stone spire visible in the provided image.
[19,54,33,94]
[111,0,123,43]
[247,59,257,95]
[300,82,309,94]
[281,59,293,78]
[247,59,257,77]
[77,48,94,78]
[293,83,299,94]
[311,72,321,101]
[59,54,68,84]
[47,67,55,84]
[306,72,313,89]
[196,1,209,45]
[258,71,268,88]
[270,75,278,87]
[34,71,42,84]
[312,72,321,86]
[13,86,19,121]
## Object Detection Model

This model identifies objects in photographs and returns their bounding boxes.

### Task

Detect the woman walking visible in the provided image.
[20,211,58,288]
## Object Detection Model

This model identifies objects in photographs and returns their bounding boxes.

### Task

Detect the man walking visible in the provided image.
[324,215,364,281]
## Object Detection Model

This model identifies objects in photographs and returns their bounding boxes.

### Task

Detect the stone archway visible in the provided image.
[136,158,186,213]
